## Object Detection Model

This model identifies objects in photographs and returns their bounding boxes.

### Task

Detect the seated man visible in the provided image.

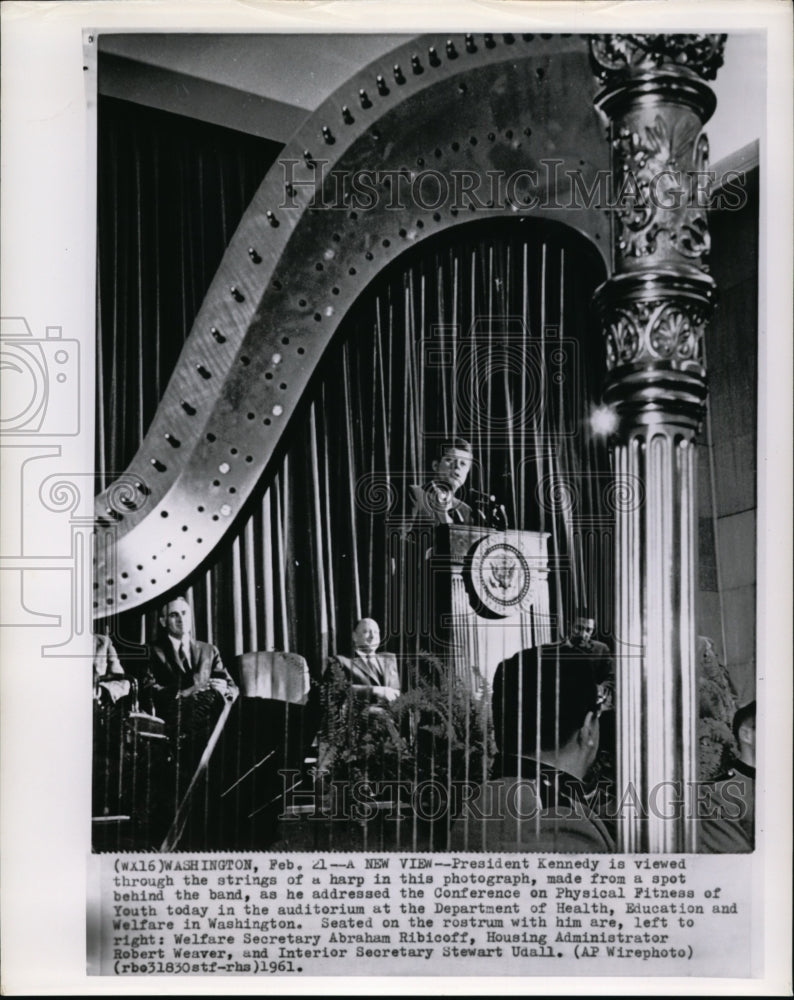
[93,631,130,705]
[143,595,238,848]
[328,617,400,706]
[699,700,755,852]
[319,618,402,776]
[450,644,615,852]
[562,613,615,786]
[563,615,611,685]
[144,595,237,715]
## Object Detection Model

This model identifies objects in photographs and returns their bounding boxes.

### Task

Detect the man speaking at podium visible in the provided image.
[408,437,507,530]
[402,438,512,691]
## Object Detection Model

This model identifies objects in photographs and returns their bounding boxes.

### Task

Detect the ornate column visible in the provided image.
[589,34,726,852]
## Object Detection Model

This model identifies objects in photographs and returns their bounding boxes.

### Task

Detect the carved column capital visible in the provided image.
[608,111,712,271]
[590,34,726,278]
[593,270,714,429]
[589,34,727,86]
[589,33,725,432]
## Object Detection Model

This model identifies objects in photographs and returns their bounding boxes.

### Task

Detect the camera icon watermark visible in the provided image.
[0,317,80,435]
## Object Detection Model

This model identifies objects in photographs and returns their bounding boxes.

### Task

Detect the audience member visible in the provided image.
[699,700,755,852]
[450,644,615,852]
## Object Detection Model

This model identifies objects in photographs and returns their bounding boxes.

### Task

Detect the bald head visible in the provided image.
[352,618,381,654]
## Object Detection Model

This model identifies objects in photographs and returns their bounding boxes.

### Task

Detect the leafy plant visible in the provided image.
[318,653,495,805]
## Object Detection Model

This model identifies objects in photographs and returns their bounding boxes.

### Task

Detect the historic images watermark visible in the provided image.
[278,160,749,214]
[279,772,751,825]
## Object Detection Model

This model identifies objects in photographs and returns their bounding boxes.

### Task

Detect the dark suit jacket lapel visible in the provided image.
[160,639,180,676]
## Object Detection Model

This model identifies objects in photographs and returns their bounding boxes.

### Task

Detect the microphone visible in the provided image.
[467,489,508,529]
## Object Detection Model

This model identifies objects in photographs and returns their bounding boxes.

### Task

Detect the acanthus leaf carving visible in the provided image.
[604,299,706,372]
[590,33,727,85]
[611,114,712,266]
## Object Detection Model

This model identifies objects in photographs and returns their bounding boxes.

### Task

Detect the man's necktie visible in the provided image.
[365,654,382,685]
[178,642,191,674]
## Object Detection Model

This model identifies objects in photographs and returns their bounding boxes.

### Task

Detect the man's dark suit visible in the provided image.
[563,635,611,675]
[329,651,401,698]
[144,637,237,716]
[408,482,474,528]
[143,636,238,849]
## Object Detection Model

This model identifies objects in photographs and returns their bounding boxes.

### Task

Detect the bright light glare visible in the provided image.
[590,404,619,436]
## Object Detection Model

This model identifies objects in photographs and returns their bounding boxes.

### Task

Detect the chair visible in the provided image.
[238,651,311,704]
[220,651,320,847]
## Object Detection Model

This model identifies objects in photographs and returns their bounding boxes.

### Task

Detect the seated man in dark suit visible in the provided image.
[450,644,614,852]
[144,595,237,715]
[329,618,401,705]
[563,614,615,787]
[563,615,612,686]
[319,618,403,777]
[143,595,238,847]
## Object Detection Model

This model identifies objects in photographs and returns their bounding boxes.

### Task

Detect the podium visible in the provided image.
[429,525,552,692]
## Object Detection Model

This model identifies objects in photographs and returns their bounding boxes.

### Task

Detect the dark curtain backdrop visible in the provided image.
[97,98,612,680]
[96,97,282,485]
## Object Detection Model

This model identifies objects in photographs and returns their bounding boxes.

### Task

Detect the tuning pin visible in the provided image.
[376,74,389,96]
[230,286,244,302]
[503,33,515,44]
[428,46,441,67]
[465,34,476,53]
[150,458,167,472]
[411,54,423,74]
[484,33,495,48]
[341,105,354,124]
[248,246,262,262]
[303,149,315,167]
[180,400,196,415]
[210,326,226,343]
[265,211,279,228]
[196,364,212,379]
[164,433,181,448]
[322,125,335,144]
[393,64,405,84]
[446,40,458,59]
[359,88,372,109]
